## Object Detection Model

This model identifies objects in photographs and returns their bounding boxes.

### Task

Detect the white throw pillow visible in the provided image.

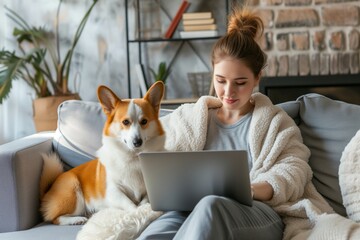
[339,129,360,222]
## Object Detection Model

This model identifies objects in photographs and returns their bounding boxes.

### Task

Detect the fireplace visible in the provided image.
[259,74,360,105]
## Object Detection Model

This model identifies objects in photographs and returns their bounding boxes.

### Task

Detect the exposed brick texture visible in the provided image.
[313,31,326,50]
[330,54,339,74]
[252,0,360,76]
[322,6,359,26]
[259,32,273,50]
[255,9,274,28]
[277,34,290,51]
[349,29,360,50]
[285,0,312,6]
[266,56,278,76]
[299,54,310,75]
[263,0,283,6]
[292,32,310,50]
[275,9,319,28]
[278,55,289,76]
[329,31,345,50]
[320,53,330,75]
[350,52,360,73]
[339,53,350,74]
[289,55,299,76]
[310,53,320,75]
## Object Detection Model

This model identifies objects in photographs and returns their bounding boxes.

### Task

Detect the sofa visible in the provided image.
[0,93,360,239]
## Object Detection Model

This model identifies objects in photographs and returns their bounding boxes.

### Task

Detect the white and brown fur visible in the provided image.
[40,82,165,236]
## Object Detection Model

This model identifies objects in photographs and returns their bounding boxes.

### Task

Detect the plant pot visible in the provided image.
[33,94,80,132]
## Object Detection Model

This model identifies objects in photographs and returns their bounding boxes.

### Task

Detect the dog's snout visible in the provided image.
[133,138,143,148]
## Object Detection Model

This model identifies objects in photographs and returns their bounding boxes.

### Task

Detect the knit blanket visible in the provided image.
[160,93,334,239]
[339,129,360,222]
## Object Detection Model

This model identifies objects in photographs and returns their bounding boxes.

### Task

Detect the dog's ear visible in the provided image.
[144,81,164,113]
[97,85,120,115]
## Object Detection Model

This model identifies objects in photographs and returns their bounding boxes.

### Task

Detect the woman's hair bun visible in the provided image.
[227,8,264,40]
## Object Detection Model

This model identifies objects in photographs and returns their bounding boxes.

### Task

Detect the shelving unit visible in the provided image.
[124,0,232,99]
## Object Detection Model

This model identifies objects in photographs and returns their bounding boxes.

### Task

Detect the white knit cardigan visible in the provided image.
[160,93,334,239]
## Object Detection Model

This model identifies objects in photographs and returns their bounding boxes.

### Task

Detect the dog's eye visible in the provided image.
[140,119,148,125]
[122,119,130,126]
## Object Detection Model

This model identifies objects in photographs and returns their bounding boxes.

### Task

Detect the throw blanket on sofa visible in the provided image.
[339,129,360,223]
[160,93,333,240]
[301,129,360,239]
[306,129,360,239]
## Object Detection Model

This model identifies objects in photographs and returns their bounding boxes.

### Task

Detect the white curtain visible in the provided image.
[0,84,36,145]
[0,0,37,144]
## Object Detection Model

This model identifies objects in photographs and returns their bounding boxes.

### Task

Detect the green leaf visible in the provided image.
[149,61,171,84]
[1,1,99,103]
[0,56,24,104]
[0,71,14,104]
[13,26,53,46]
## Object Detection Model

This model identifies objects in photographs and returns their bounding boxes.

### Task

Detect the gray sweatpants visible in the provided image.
[137,195,284,240]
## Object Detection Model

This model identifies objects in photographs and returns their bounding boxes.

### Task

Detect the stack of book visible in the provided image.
[180,12,218,38]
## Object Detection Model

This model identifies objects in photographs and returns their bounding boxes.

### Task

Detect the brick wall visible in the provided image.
[250,0,360,76]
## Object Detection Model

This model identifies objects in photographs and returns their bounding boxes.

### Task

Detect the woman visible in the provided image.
[138,6,333,240]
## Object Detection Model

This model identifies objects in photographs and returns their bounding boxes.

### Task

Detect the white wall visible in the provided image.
[0,0,228,143]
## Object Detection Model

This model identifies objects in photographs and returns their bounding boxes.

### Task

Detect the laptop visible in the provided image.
[139,150,252,211]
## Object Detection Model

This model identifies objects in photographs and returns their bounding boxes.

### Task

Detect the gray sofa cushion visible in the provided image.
[297,93,360,216]
[277,100,300,125]
[0,223,81,240]
[0,134,53,232]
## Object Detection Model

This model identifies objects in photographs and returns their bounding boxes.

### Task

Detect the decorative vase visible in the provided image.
[32,94,80,132]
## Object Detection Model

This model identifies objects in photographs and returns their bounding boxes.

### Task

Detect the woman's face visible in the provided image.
[213,58,260,111]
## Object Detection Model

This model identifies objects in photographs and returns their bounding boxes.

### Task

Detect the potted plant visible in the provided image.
[149,61,171,98]
[0,0,99,131]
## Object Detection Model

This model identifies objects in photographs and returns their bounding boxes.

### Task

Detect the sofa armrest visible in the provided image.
[0,132,54,233]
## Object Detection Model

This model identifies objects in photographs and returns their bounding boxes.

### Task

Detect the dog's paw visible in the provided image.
[70,216,88,225]
[58,216,88,225]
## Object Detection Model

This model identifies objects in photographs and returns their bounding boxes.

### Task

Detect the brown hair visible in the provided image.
[211,6,267,77]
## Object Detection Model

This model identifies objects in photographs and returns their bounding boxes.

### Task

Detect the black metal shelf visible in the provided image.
[128,36,221,43]
[125,0,232,98]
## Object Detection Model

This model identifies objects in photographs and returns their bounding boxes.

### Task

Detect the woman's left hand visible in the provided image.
[251,182,274,201]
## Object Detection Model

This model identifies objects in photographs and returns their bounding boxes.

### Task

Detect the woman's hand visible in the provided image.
[251,182,274,201]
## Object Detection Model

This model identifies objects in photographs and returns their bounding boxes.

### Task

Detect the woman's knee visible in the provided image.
[193,195,230,216]
[196,195,224,209]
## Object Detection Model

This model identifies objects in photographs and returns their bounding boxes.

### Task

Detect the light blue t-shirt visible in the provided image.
[203,109,253,170]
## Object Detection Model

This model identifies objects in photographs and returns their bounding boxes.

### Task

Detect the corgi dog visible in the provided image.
[40,81,165,227]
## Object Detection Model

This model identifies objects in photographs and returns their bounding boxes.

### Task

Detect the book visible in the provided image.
[179,30,218,38]
[183,18,215,26]
[135,63,148,96]
[182,12,212,20]
[164,1,191,39]
[183,24,217,31]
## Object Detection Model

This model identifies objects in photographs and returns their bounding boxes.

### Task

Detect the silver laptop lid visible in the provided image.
[139,150,252,211]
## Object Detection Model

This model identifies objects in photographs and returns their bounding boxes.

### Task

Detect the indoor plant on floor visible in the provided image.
[0,0,99,131]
